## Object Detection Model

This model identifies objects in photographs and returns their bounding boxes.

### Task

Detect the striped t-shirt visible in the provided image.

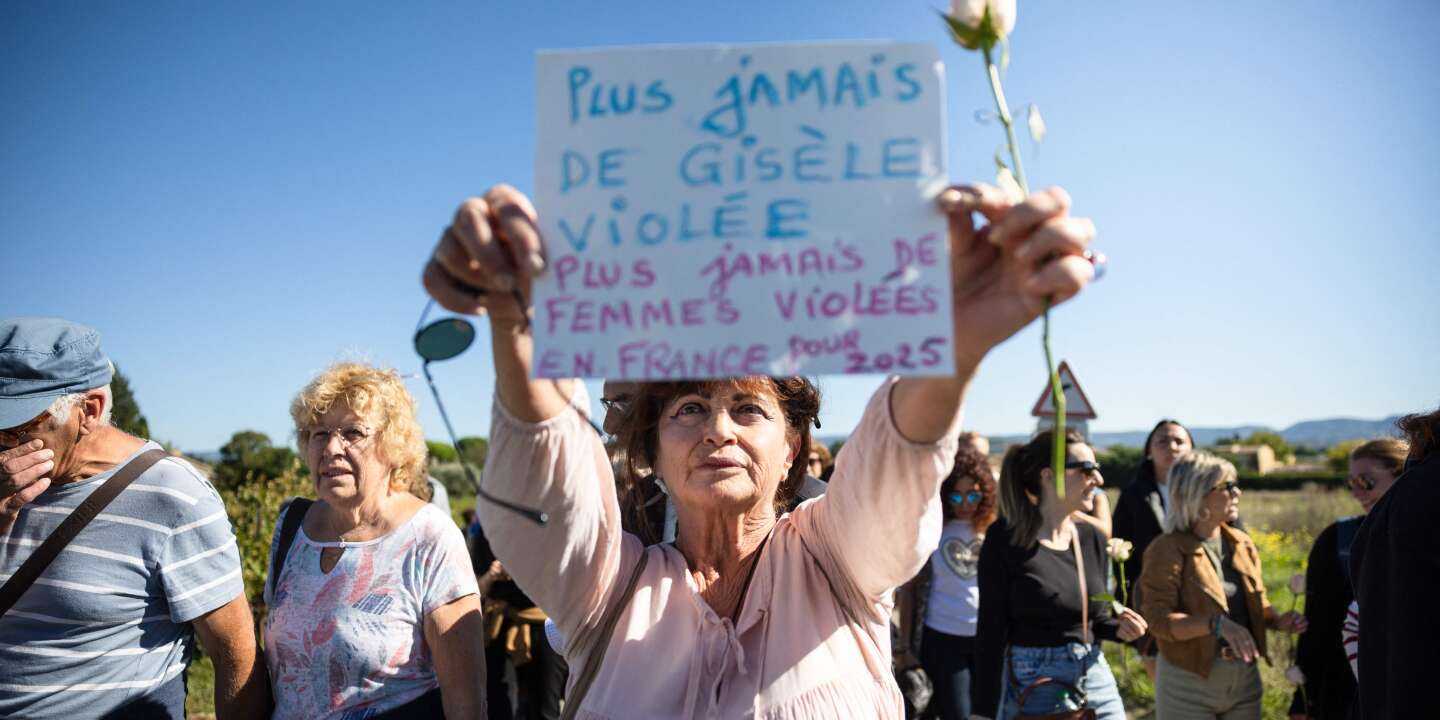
[0,441,244,719]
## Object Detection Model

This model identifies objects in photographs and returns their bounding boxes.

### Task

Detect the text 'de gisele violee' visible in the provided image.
[533,41,953,380]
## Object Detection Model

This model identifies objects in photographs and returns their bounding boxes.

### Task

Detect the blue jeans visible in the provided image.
[999,643,1125,720]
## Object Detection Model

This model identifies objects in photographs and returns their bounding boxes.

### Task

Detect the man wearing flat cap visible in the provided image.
[0,318,269,719]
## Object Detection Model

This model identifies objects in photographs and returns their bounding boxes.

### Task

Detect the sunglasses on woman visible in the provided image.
[1064,460,1102,476]
[1346,474,1376,492]
[947,491,983,506]
[1211,480,1240,497]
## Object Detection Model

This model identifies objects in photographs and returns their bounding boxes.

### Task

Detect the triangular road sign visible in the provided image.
[1030,361,1098,419]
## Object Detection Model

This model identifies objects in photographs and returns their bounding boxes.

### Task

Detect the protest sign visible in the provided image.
[532,41,952,380]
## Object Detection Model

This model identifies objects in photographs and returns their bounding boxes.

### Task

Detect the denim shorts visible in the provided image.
[999,642,1126,720]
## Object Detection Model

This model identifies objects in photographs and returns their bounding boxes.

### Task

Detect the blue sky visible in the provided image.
[3,1,1437,453]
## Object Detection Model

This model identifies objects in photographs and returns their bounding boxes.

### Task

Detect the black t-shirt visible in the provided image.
[468,522,534,608]
[973,519,1120,718]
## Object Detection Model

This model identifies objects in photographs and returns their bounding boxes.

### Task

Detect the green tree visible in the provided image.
[426,440,459,464]
[109,364,150,439]
[456,436,488,469]
[1326,439,1367,474]
[1242,431,1294,464]
[215,430,301,490]
[1095,445,1144,488]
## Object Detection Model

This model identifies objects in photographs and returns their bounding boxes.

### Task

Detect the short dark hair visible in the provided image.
[614,376,821,514]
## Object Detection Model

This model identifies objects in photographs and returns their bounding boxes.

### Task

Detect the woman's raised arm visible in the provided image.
[423,184,636,652]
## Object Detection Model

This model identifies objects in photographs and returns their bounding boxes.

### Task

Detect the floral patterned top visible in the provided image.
[263,503,478,720]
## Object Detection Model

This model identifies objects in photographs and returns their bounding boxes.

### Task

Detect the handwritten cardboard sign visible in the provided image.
[532,41,952,380]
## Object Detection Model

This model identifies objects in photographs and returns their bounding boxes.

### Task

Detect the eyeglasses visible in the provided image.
[306,425,374,451]
[1064,460,1103,476]
[0,412,51,448]
[1211,480,1241,497]
[947,490,984,506]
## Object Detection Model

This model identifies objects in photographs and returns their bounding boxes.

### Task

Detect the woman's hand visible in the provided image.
[1114,606,1148,643]
[1218,616,1260,663]
[476,559,509,596]
[422,185,547,329]
[1274,610,1308,634]
[937,185,1096,368]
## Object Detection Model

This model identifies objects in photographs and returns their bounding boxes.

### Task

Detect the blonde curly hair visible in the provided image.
[290,362,429,498]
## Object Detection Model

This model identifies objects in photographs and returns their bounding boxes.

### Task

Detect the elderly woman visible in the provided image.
[895,445,998,720]
[420,182,1096,717]
[973,430,1148,720]
[263,363,485,719]
[1289,437,1407,720]
[1139,451,1306,720]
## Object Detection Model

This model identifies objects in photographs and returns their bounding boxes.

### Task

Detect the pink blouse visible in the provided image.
[480,378,961,719]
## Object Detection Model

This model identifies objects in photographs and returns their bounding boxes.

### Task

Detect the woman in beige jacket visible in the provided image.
[1139,451,1306,720]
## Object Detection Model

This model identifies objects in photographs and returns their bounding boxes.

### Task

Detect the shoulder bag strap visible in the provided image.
[560,548,650,720]
[1072,525,1090,646]
[268,497,313,597]
[0,448,168,618]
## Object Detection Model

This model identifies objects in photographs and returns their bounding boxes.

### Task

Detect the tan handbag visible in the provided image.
[1011,529,1097,720]
[560,550,650,720]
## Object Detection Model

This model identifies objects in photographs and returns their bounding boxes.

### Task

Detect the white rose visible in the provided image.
[1107,538,1134,562]
[950,0,1018,39]
[1289,573,1306,595]
[1285,665,1306,685]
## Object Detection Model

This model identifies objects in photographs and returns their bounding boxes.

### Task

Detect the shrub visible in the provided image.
[219,466,313,629]
[426,440,459,463]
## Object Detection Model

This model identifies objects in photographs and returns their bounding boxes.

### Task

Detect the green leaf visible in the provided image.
[1089,592,1117,603]
[938,9,998,52]
[994,146,1010,173]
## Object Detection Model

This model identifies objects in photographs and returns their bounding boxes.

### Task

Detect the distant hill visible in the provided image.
[991,416,1403,451]
[1279,416,1402,447]
[1086,416,1402,449]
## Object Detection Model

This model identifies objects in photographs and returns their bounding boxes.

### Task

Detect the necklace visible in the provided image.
[327,507,381,548]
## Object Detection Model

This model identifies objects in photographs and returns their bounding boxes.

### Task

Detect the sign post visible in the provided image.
[1030,360,1097,441]
[532,42,953,380]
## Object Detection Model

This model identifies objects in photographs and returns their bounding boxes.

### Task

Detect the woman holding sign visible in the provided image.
[420,182,1096,718]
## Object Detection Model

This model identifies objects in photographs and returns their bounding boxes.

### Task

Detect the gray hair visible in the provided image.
[1163,450,1237,533]
[44,385,114,429]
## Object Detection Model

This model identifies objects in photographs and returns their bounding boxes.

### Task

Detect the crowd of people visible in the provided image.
[0,181,1435,720]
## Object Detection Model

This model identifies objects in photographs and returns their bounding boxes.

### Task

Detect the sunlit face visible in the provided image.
[1042,443,1104,514]
[304,404,393,507]
[1149,424,1192,482]
[1349,457,1398,514]
[655,382,796,516]
[1202,475,1242,524]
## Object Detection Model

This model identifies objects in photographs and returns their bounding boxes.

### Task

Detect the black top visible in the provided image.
[1289,517,1360,719]
[974,518,1120,718]
[468,521,534,608]
[1349,450,1439,719]
[1112,471,1166,606]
